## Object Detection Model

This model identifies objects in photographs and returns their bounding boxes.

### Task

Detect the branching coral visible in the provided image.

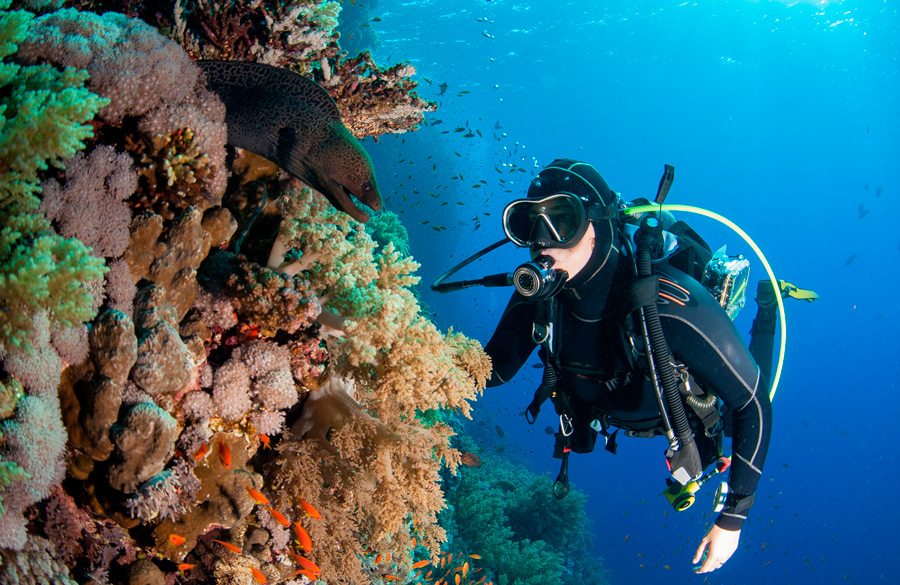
[61,0,433,138]
[252,182,490,583]
[0,1,483,582]
[366,210,410,258]
[320,51,437,139]
[442,453,610,585]
[0,0,108,353]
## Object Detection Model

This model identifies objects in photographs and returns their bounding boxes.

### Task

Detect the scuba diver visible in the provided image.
[473,159,786,573]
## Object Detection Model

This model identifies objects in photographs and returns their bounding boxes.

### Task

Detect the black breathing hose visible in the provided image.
[633,220,701,482]
[636,248,694,447]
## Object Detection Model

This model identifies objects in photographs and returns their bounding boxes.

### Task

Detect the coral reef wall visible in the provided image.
[0,1,486,584]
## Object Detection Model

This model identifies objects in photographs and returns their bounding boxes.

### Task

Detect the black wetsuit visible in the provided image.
[485,239,773,530]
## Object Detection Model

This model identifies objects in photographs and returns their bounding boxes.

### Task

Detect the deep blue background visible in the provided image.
[345,1,899,582]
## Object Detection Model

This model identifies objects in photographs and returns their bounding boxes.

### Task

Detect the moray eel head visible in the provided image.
[317,133,382,223]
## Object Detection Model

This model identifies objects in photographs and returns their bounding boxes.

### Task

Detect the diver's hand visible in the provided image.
[692,524,740,573]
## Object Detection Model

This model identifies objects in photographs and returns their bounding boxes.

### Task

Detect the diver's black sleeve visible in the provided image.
[484,292,539,387]
[656,267,773,530]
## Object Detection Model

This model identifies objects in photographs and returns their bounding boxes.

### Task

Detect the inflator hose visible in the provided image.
[637,246,702,479]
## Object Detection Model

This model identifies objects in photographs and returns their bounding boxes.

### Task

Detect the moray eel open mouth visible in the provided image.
[332,180,376,223]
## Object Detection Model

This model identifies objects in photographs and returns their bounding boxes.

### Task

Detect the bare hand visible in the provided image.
[692,524,740,573]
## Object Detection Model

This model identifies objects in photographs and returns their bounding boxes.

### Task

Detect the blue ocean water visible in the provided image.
[349,1,898,583]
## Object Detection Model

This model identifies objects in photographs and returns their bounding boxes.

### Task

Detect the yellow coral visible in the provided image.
[125,127,216,219]
[262,185,490,583]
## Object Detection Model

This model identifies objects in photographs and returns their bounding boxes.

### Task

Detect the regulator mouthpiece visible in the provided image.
[513,256,567,299]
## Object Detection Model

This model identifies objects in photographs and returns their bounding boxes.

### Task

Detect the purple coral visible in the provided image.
[103,258,137,319]
[44,486,92,566]
[194,287,238,331]
[0,395,68,549]
[237,340,297,410]
[212,358,252,421]
[16,9,200,124]
[253,369,297,411]
[249,409,285,436]
[238,339,291,374]
[181,390,214,421]
[39,145,136,259]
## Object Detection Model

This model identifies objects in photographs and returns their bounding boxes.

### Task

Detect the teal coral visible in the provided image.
[443,453,609,585]
[0,0,108,352]
[367,210,411,258]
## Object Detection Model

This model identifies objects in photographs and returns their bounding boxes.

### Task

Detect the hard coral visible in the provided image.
[124,206,235,322]
[125,127,215,220]
[130,283,199,396]
[154,432,259,563]
[320,50,437,138]
[199,249,322,336]
[108,401,178,493]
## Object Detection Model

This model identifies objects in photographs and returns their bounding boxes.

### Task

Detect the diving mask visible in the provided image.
[502,193,591,249]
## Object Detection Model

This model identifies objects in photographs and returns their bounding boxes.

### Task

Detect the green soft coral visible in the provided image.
[301,0,341,35]
[0,0,109,352]
[444,453,609,585]
[366,210,410,258]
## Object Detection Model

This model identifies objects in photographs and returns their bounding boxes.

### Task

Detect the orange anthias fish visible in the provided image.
[291,569,318,580]
[295,555,321,574]
[298,497,321,519]
[213,539,243,554]
[259,434,272,449]
[193,442,209,460]
[412,560,430,569]
[219,440,232,469]
[246,487,270,506]
[169,534,187,546]
[459,451,483,468]
[266,506,289,527]
[293,521,312,551]
[469,554,481,560]
[177,563,195,573]
[250,566,268,584]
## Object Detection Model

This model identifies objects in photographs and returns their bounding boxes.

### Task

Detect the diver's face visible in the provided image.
[532,222,595,278]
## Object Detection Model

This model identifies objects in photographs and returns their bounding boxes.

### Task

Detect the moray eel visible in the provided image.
[197,60,382,223]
